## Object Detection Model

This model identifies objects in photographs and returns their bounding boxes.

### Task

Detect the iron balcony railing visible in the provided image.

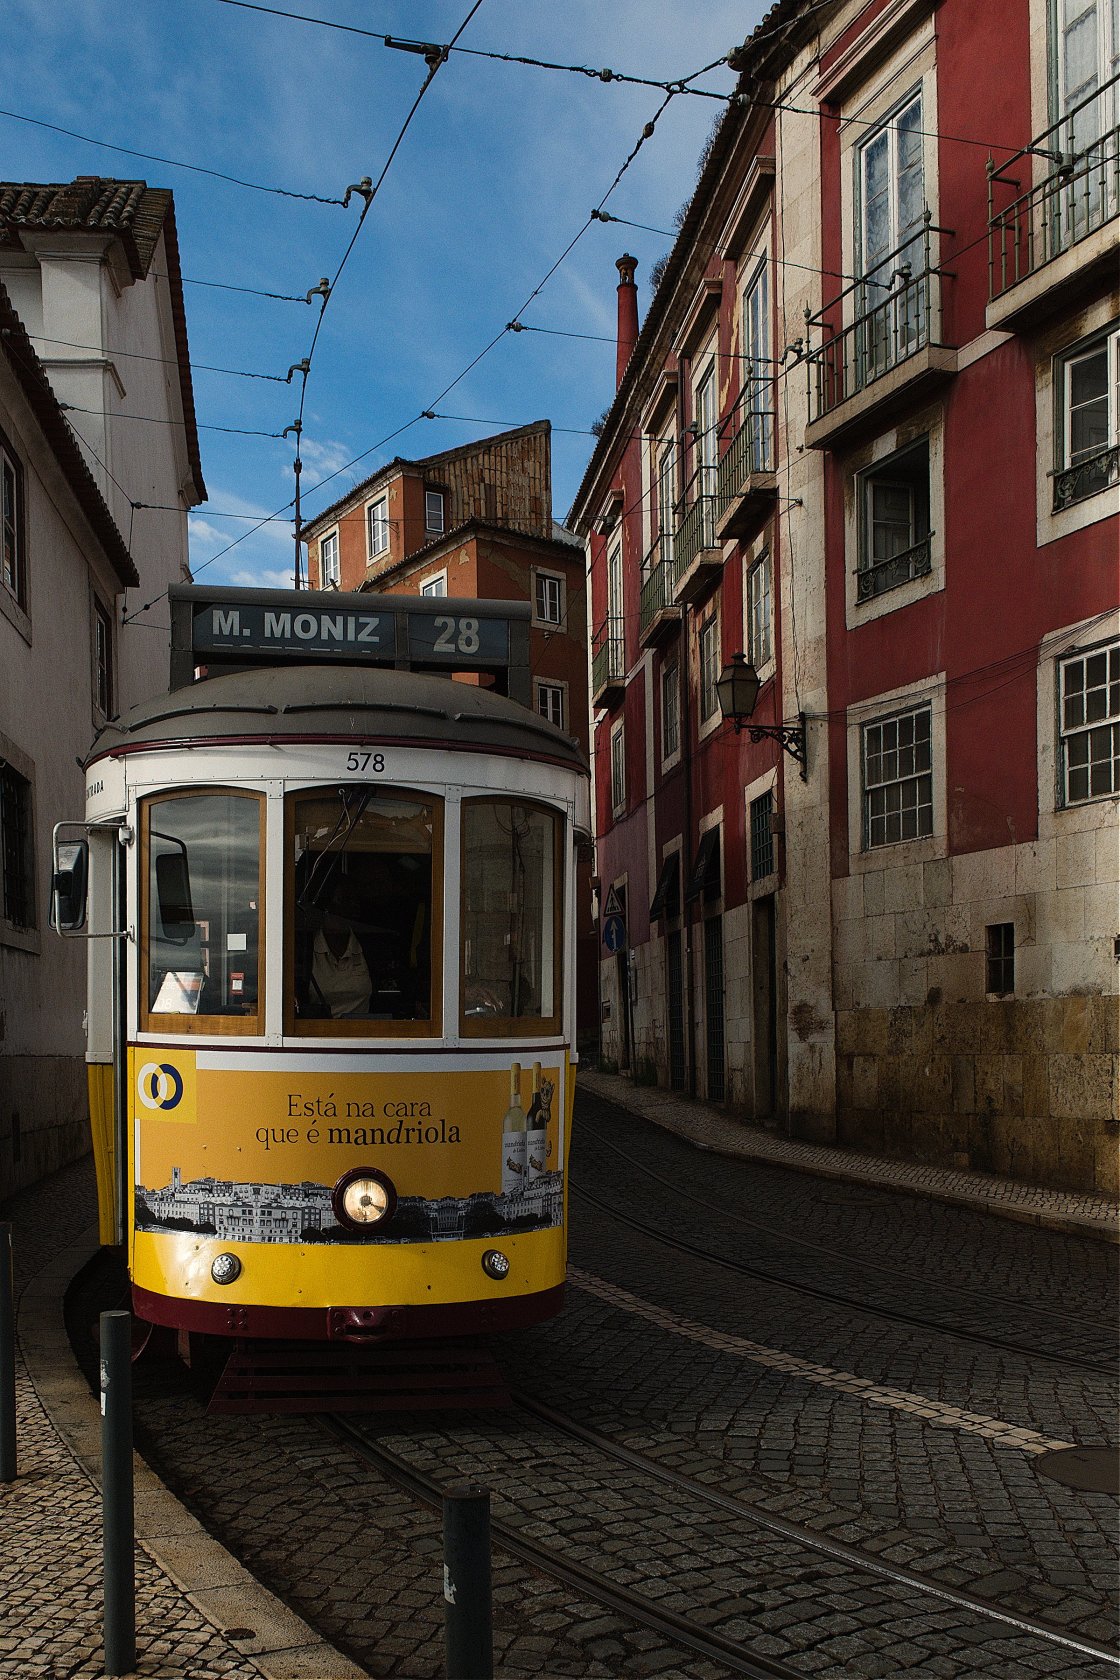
[1052,442,1120,511]
[673,462,720,585]
[806,215,951,421]
[591,614,625,695]
[988,73,1120,301]
[856,534,933,602]
[716,385,775,516]
[639,535,677,637]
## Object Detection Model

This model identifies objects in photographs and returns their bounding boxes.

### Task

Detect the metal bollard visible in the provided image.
[443,1481,493,1680]
[100,1309,136,1677]
[0,1223,14,1483]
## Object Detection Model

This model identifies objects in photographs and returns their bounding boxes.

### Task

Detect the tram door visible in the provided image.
[85,825,129,1245]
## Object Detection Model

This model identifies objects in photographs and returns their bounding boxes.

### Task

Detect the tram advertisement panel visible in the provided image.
[130,1051,566,1247]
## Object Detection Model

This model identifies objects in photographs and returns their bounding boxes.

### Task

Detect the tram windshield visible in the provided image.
[460,800,562,1034]
[143,791,262,1029]
[287,788,440,1034]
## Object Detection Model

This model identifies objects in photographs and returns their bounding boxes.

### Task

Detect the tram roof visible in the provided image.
[87,663,588,772]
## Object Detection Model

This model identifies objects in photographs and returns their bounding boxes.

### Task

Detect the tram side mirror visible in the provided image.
[155,850,195,943]
[50,840,88,932]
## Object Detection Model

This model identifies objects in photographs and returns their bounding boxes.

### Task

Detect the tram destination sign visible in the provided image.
[170,584,529,701]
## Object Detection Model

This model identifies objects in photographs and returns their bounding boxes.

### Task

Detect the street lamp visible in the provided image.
[715,653,808,781]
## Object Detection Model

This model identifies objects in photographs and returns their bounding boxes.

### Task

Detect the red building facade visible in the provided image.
[570,0,1118,1192]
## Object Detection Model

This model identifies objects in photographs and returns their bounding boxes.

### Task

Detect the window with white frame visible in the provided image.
[367,495,390,558]
[534,570,564,626]
[746,551,772,666]
[1053,325,1120,509]
[741,258,772,472]
[1,439,24,609]
[536,681,565,730]
[699,612,720,723]
[661,662,680,760]
[862,705,933,847]
[857,90,926,363]
[857,439,932,599]
[610,720,626,814]
[93,598,114,716]
[420,572,447,597]
[1059,640,1120,803]
[320,530,340,586]
[425,490,445,534]
[656,439,676,565]
[1055,0,1116,145]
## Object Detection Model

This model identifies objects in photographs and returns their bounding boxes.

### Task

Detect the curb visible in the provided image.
[578,1072,1120,1246]
[18,1226,367,1680]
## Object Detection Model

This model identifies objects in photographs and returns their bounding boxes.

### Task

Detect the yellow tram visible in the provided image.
[54,586,589,1381]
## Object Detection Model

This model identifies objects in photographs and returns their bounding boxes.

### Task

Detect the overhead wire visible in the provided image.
[211,0,733,100]
[286,0,487,585]
[58,399,285,439]
[0,106,349,203]
[22,332,291,383]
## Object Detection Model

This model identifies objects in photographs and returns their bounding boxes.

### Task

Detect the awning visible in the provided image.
[649,853,680,920]
[685,827,721,903]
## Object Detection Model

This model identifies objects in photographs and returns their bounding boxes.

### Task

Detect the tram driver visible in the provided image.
[311,875,373,1018]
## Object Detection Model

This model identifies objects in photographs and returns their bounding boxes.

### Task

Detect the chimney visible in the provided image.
[615,253,639,388]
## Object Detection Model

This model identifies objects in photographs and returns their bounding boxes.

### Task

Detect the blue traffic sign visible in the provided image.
[603,913,626,953]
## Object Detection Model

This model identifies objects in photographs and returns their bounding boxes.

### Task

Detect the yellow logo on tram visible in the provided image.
[134,1052,196,1124]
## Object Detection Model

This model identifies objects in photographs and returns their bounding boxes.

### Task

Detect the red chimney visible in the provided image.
[615,253,639,388]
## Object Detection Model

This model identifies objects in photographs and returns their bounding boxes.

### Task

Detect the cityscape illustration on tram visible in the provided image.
[52,585,589,1405]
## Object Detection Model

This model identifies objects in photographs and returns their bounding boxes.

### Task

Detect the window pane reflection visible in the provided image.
[461,802,561,1028]
[289,788,437,1027]
[145,793,261,1023]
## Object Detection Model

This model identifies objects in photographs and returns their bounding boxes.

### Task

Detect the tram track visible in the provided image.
[324,1398,1119,1679]
[512,1391,1119,1670]
[323,1412,804,1680]
[574,1124,1118,1376]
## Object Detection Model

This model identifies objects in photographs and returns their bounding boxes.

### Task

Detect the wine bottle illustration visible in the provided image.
[526,1061,547,1181]
[500,1061,527,1196]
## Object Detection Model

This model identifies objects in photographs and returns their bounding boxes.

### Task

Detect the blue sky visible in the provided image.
[7,0,761,588]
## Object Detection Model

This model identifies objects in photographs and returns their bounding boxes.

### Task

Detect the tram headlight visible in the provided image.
[211,1253,242,1285]
[481,1249,510,1281]
[333,1166,396,1232]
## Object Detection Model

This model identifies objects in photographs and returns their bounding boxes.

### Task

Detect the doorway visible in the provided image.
[751,894,778,1118]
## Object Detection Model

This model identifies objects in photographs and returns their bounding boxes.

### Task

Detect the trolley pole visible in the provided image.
[443,1482,493,1680]
[0,1223,14,1483]
[100,1309,136,1677]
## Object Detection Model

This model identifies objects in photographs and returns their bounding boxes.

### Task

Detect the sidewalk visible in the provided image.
[577,1068,1120,1244]
[1,1159,364,1680]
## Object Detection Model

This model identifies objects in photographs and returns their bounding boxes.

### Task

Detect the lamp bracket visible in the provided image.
[734,710,808,781]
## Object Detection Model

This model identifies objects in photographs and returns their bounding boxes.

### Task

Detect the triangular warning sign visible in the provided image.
[602,883,624,919]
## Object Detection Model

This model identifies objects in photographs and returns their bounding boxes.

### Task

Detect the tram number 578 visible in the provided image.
[345,751,386,772]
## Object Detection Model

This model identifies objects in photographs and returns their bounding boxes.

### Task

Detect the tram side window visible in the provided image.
[460,800,562,1033]
[144,792,262,1026]
[288,788,439,1031]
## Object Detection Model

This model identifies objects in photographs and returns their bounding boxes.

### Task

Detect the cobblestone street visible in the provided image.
[10,1085,1105,1679]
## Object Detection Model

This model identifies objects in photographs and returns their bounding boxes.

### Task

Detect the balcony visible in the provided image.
[1052,443,1120,512]
[804,216,957,451]
[856,534,933,602]
[638,536,680,648]
[591,615,626,708]
[988,74,1119,331]
[715,394,777,542]
[672,472,723,605]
